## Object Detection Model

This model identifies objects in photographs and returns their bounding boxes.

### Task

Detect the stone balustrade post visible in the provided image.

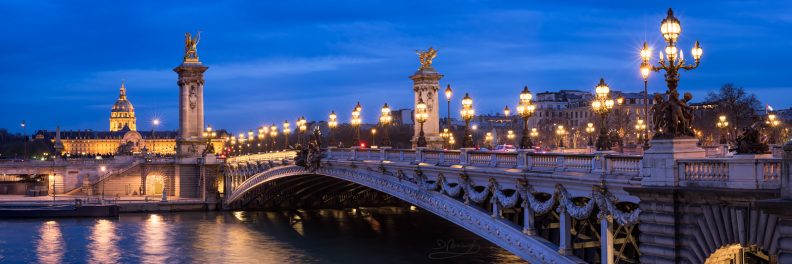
[399,150,405,162]
[517,150,528,169]
[460,148,472,166]
[379,149,386,161]
[326,148,334,160]
[782,143,792,199]
[600,214,615,264]
[555,156,565,172]
[489,153,497,167]
[351,148,358,161]
[558,207,573,255]
[415,147,426,164]
[728,157,761,189]
[439,151,446,164]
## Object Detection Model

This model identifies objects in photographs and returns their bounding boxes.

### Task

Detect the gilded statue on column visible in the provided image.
[184,32,201,62]
[416,47,437,70]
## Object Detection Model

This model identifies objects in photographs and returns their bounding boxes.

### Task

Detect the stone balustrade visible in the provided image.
[325,148,644,178]
[677,158,782,189]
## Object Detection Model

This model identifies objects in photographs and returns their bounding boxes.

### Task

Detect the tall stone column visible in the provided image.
[411,48,443,149]
[173,33,208,157]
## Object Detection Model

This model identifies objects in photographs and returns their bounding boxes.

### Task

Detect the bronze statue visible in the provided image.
[651,90,695,139]
[416,47,437,70]
[184,32,200,61]
[294,126,323,172]
[732,123,769,154]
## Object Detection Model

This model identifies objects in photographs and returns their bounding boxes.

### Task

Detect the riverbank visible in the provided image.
[0,195,218,216]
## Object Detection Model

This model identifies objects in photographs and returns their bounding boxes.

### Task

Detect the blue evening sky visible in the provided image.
[0,1,790,133]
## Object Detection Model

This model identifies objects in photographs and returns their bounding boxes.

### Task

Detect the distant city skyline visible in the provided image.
[1,1,790,133]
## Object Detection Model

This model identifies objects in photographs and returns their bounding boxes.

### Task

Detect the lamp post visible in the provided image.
[351,102,362,147]
[370,128,377,147]
[592,78,615,151]
[415,98,429,147]
[516,86,536,149]
[640,42,652,146]
[380,103,392,147]
[230,135,237,155]
[282,120,290,149]
[257,127,266,152]
[21,120,27,160]
[445,84,452,129]
[635,119,646,145]
[328,111,338,147]
[556,125,567,149]
[530,128,539,148]
[507,130,515,145]
[247,130,254,154]
[297,116,307,145]
[440,128,451,149]
[716,115,729,144]
[202,125,217,154]
[485,132,493,149]
[269,124,278,151]
[238,133,246,154]
[460,93,475,148]
[767,113,781,144]
[643,9,704,138]
[586,122,595,147]
[152,118,160,140]
[504,106,512,131]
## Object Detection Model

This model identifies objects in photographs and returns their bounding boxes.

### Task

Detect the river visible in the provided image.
[0,207,523,263]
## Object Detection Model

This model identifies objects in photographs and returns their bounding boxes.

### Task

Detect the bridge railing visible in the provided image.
[677,158,781,189]
[325,148,643,177]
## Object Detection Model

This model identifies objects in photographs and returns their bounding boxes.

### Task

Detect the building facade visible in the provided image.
[38,82,221,156]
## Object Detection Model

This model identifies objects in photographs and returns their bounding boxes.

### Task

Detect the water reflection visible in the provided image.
[140,214,169,264]
[2,208,521,263]
[88,219,120,263]
[36,221,64,264]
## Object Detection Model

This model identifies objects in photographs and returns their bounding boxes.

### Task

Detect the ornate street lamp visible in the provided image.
[592,78,615,151]
[269,124,278,151]
[445,84,453,130]
[440,128,451,149]
[766,114,782,144]
[351,102,362,147]
[585,122,595,147]
[556,125,567,149]
[328,111,338,147]
[635,119,646,145]
[530,128,539,145]
[415,98,429,147]
[507,130,515,144]
[297,116,307,145]
[282,120,290,149]
[238,132,246,154]
[485,132,493,149]
[640,42,652,146]
[370,128,377,147]
[516,86,536,149]
[716,115,729,144]
[643,8,704,138]
[460,93,475,148]
[202,125,217,154]
[257,127,266,152]
[380,103,392,147]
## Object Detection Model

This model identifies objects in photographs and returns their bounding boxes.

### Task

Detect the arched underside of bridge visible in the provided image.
[230,174,404,209]
[227,165,586,263]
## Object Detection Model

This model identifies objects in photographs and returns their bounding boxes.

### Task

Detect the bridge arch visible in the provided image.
[226,165,572,263]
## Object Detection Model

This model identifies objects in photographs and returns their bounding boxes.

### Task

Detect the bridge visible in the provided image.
[221,145,792,263]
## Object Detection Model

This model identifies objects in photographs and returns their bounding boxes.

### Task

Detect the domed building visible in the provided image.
[36,82,226,156]
[110,82,136,132]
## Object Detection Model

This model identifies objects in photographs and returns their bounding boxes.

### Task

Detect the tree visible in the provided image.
[705,83,761,131]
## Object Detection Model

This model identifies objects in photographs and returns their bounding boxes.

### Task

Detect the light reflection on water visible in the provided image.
[36,221,63,264]
[0,208,521,263]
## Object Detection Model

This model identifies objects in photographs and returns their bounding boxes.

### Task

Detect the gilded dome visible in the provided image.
[112,82,135,113]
